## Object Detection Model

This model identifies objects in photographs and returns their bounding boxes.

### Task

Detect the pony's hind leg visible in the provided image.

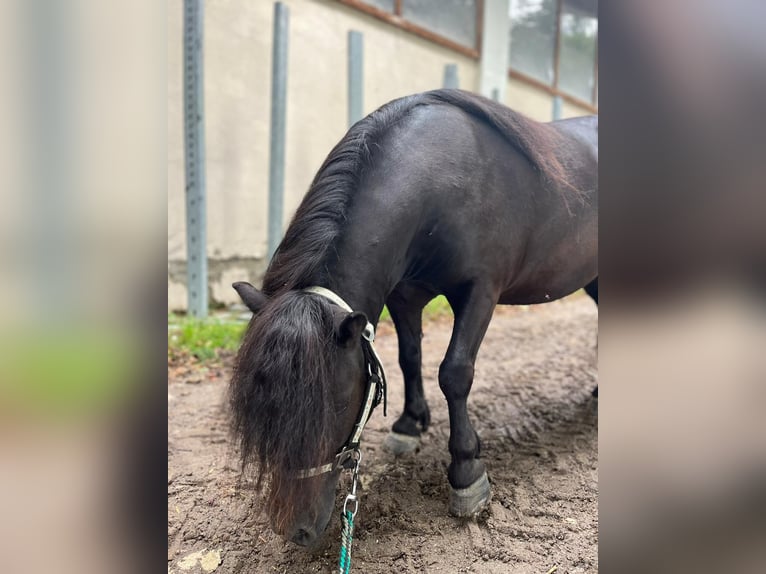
[383,286,432,455]
[439,283,496,517]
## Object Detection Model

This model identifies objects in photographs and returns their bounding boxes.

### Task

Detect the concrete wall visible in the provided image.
[168,0,594,311]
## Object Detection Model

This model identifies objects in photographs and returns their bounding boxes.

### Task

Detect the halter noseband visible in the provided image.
[295,286,387,479]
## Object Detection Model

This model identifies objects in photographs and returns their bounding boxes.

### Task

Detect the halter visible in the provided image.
[295,286,387,479]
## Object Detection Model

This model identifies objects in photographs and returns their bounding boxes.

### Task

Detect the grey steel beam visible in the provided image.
[443,63,459,89]
[183,0,208,317]
[348,30,364,128]
[268,2,290,259]
[552,95,563,121]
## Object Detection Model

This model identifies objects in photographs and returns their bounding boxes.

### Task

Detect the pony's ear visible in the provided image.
[336,312,368,348]
[232,282,268,314]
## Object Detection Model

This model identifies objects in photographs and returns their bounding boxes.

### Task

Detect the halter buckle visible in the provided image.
[335,447,360,471]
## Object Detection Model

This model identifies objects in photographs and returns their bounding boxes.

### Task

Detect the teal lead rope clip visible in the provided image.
[338,450,361,574]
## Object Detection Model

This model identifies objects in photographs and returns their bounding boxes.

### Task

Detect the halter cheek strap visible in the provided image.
[295,286,387,479]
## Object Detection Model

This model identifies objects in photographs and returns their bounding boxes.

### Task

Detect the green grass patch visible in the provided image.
[378,294,452,322]
[168,315,247,361]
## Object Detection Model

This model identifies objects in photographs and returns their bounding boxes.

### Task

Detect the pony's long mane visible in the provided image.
[262,89,571,297]
[229,291,338,529]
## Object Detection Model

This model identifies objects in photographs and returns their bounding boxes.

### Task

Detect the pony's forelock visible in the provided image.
[229,291,339,528]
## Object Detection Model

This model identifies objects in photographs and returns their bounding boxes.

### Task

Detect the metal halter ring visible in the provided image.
[343,493,359,518]
[342,450,361,518]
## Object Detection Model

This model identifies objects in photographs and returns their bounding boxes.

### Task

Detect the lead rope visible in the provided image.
[338,511,354,574]
[338,451,361,574]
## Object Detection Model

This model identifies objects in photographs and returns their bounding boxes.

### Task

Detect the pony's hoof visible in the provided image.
[449,472,491,517]
[382,431,420,455]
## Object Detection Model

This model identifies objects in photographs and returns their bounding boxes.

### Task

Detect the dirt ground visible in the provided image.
[168,295,598,574]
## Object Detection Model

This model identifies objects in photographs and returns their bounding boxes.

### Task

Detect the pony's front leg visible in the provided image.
[439,284,496,517]
[383,290,431,455]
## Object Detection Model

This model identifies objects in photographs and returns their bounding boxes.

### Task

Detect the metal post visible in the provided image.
[183,0,208,318]
[268,2,289,259]
[552,95,563,121]
[27,0,76,322]
[347,30,364,128]
[443,64,459,89]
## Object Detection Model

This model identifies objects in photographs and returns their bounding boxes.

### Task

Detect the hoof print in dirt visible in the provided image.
[382,431,421,455]
[449,472,492,517]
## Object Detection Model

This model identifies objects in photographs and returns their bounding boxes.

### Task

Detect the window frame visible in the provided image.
[338,0,598,112]
[508,0,598,112]
[337,0,484,59]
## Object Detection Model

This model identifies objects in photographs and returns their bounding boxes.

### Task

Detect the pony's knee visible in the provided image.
[438,359,474,400]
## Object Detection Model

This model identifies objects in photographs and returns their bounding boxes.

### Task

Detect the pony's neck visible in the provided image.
[320,263,392,328]
[317,230,406,327]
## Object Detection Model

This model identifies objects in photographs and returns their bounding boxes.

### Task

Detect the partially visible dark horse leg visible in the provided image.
[383,285,433,455]
[439,283,496,516]
[585,277,598,304]
[585,277,599,397]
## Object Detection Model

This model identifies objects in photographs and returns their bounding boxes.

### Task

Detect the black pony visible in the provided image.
[230,89,597,546]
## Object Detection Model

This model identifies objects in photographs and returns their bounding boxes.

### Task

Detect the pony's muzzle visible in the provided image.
[277,490,335,548]
[288,526,317,547]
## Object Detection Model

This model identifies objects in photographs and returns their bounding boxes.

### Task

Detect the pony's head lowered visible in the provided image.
[229,283,369,546]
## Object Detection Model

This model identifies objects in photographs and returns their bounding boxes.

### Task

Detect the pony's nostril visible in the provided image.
[290,527,315,547]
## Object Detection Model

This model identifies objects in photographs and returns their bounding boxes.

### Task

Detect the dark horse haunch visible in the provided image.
[230,90,597,546]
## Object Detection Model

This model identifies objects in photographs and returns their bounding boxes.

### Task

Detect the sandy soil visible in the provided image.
[168,295,598,573]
